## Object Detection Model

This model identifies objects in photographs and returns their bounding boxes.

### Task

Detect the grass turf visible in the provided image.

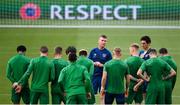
[0,28,180,104]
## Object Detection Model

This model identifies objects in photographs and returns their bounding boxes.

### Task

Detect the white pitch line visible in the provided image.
[0,25,180,29]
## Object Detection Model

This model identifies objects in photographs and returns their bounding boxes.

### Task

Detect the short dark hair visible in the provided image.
[100,35,107,39]
[17,45,26,52]
[130,43,139,49]
[54,46,62,54]
[140,36,151,44]
[159,48,168,54]
[149,48,157,55]
[40,46,48,53]
[66,46,77,55]
[79,49,88,56]
[68,53,77,62]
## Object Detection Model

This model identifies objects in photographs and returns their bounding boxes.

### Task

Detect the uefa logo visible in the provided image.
[19,3,41,20]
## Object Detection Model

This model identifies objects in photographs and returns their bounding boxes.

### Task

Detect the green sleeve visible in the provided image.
[84,68,91,93]
[58,69,65,92]
[165,62,172,73]
[140,62,146,72]
[50,62,55,81]
[25,58,30,72]
[171,60,177,72]
[103,63,108,72]
[124,59,130,75]
[89,61,94,78]
[65,61,69,67]
[126,64,130,75]
[124,59,128,64]
[58,69,64,84]
[18,60,33,87]
[6,62,15,83]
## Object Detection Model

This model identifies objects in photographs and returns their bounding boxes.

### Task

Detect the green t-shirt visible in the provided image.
[104,59,129,94]
[6,54,30,87]
[19,56,55,92]
[140,57,171,90]
[76,56,94,77]
[51,58,68,93]
[58,62,90,97]
[159,56,177,72]
[124,56,144,89]
[159,56,177,89]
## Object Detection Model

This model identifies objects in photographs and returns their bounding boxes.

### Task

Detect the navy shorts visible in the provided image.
[143,81,148,93]
[105,92,125,104]
[92,76,102,94]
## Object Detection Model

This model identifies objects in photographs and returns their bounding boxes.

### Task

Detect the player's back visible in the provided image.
[143,58,168,87]
[51,58,68,93]
[125,56,144,78]
[159,56,177,90]
[77,56,94,75]
[7,54,30,82]
[31,56,54,92]
[60,62,88,97]
[125,56,144,89]
[104,59,129,94]
[159,56,177,72]
[52,58,68,84]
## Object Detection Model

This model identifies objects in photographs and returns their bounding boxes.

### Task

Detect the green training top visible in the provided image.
[124,56,144,89]
[19,56,55,92]
[51,58,68,93]
[140,57,171,89]
[58,62,91,97]
[76,56,94,77]
[159,56,177,89]
[6,53,30,87]
[159,56,177,73]
[76,56,94,95]
[104,59,129,94]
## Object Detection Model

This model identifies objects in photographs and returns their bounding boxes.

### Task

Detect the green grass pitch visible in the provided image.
[0,28,179,104]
